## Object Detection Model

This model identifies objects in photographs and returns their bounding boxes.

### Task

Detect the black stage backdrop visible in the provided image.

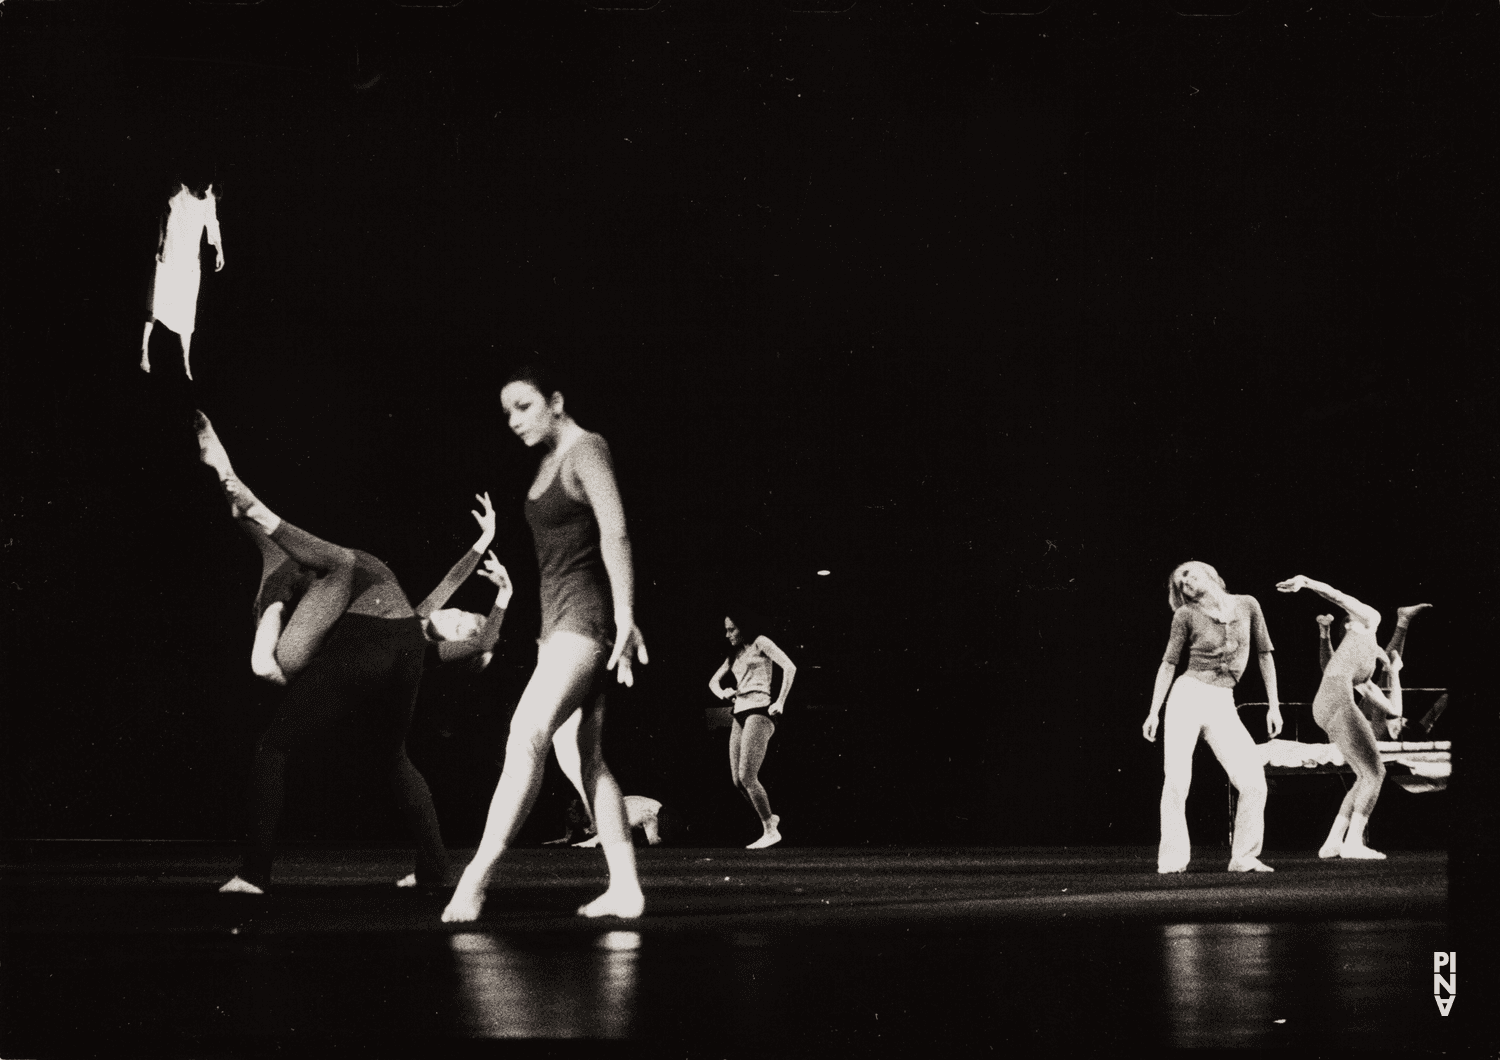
[3,5,1495,886]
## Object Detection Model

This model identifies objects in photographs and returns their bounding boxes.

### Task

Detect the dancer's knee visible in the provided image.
[504,723,552,775]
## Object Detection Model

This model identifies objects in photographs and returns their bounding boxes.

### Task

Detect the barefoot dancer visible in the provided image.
[141,181,224,380]
[443,367,649,923]
[708,613,797,849]
[1143,562,1282,874]
[1282,575,1404,859]
[195,413,512,895]
[1318,603,1430,739]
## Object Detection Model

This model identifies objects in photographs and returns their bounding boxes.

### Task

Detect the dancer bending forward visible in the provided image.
[1282,575,1404,859]
[1318,601,1429,740]
[196,413,511,895]
[708,613,796,849]
[443,367,649,923]
[1143,561,1282,874]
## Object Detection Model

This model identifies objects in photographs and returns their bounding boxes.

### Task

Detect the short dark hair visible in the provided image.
[503,362,565,405]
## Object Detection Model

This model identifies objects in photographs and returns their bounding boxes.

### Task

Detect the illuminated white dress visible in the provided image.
[152,188,221,336]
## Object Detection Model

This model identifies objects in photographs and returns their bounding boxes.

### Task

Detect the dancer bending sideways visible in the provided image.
[1318,602,1430,739]
[194,413,511,895]
[141,181,224,380]
[442,367,649,923]
[1143,561,1282,874]
[708,613,797,849]
[1281,575,1404,860]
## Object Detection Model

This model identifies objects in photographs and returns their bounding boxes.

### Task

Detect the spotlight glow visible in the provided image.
[816,570,831,576]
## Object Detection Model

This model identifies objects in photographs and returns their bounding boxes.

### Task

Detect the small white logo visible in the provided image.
[1433,951,1456,1016]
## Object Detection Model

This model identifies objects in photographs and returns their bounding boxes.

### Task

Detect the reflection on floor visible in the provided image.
[0,844,1455,1051]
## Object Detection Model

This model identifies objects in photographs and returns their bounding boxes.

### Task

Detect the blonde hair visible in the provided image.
[1167,560,1226,612]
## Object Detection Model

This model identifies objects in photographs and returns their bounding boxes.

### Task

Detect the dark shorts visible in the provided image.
[733,706,774,726]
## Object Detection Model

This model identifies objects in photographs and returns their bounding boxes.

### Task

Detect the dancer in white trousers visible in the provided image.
[141,181,224,380]
[1143,561,1282,873]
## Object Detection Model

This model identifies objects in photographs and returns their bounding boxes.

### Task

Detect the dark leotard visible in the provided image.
[524,437,614,649]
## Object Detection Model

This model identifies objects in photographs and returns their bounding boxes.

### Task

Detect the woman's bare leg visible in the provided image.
[736,716,781,849]
[1319,786,1357,858]
[1324,705,1388,858]
[443,633,619,922]
[552,708,597,833]
[572,693,645,917]
[196,412,356,677]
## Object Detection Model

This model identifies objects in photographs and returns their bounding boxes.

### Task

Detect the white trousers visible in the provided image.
[1158,674,1268,871]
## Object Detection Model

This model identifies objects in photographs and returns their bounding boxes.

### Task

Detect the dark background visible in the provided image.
[3,4,1494,865]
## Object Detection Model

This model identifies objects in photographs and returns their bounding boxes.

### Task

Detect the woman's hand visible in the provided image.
[608,621,649,687]
[471,491,497,551]
[479,550,512,609]
[1266,705,1284,739]
[214,247,225,272]
[1276,576,1309,594]
[1142,712,1160,742]
[1316,614,1334,628]
[769,705,784,717]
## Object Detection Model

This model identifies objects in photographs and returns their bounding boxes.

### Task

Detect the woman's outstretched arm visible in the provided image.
[755,636,797,715]
[570,434,648,686]
[415,493,496,618]
[1276,575,1381,630]
[433,552,512,665]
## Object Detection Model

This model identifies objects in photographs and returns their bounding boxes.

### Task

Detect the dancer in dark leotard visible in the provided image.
[193,414,512,895]
[443,366,649,922]
[1280,575,1405,860]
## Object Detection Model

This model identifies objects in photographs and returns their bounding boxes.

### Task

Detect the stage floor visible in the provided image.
[1,844,1454,1053]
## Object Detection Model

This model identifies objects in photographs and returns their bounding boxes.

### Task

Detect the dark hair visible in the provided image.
[502,363,565,406]
[723,608,766,670]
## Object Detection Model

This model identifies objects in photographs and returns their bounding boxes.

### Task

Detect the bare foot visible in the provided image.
[1318,841,1342,859]
[1228,856,1274,873]
[1338,843,1386,860]
[218,876,264,895]
[194,411,235,481]
[395,874,418,888]
[577,887,645,919]
[442,866,490,922]
[1396,603,1433,622]
[572,835,602,848]
[747,815,781,850]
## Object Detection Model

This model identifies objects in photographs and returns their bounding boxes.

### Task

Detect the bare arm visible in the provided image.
[1277,575,1380,630]
[433,553,511,666]
[1317,615,1334,673]
[756,636,797,714]
[1142,662,1177,742]
[205,187,224,270]
[414,493,496,618]
[709,659,733,699]
[1257,651,1283,738]
[570,435,648,685]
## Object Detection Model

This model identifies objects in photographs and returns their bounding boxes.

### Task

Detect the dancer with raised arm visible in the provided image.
[194,413,511,895]
[1143,561,1282,874]
[443,366,649,923]
[141,180,224,380]
[1318,602,1430,739]
[1282,575,1403,859]
[708,612,797,849]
